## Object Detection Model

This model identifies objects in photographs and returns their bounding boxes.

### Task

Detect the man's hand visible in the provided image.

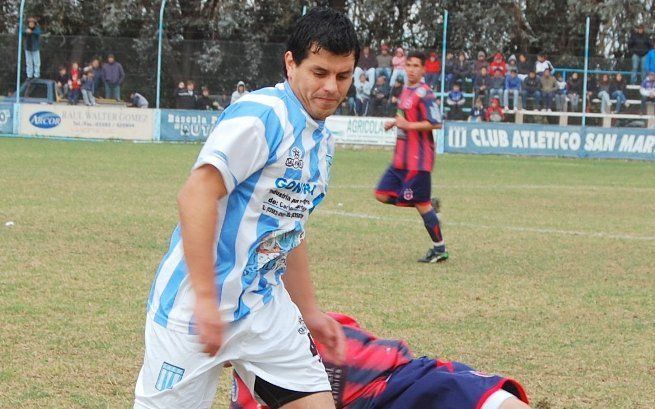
[194,296,224,356]
[394,114,411,130]
[304,311,346,365]
[384,119,396,131]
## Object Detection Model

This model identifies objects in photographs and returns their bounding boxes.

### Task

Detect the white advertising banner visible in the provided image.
[326,115,397,146]
[19,104,155,141]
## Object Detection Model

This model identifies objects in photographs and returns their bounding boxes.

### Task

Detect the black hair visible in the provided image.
[406,50,426,64]
[283,7,360,78]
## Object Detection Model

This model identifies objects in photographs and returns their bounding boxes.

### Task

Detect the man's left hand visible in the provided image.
[304,311,346,365]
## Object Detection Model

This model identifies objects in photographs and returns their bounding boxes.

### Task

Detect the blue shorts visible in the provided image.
[373,357,529,409]
[375,167,432,207]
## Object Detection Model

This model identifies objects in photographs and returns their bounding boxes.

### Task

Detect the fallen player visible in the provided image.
[229,313,530,409]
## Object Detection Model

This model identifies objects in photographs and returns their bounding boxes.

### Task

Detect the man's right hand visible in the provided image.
[194,297,224,356]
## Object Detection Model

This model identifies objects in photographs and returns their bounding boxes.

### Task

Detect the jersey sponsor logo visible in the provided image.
[274,177,318,196]
[155,362,185,391]
[285,147,304,169]
[29,111,61,129]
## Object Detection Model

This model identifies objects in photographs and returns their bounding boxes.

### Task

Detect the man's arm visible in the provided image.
[283,240,346,365]
[178,164,227,355]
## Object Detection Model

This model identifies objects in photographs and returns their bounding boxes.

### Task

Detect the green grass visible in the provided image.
[1,138,654,408]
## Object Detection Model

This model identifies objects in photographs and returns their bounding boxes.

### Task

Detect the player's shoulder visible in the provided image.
[222,84,290,128]
[416,83,435,99]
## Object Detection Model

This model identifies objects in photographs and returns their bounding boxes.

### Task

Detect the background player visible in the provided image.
[134,8,359,409]
[374,51,447,263]
[230,312,531,409]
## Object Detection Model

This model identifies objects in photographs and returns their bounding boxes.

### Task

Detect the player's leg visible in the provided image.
[408,172,447,263]
[280,392,335,408]
[232,288,332,409]
[498,397,531,409]
[374,166,403,205]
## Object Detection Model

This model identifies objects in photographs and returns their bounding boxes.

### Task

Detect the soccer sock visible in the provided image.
[421,210,446,252]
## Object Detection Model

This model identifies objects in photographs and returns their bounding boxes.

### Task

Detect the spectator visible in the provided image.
[23,17,42,79]
[503,69,522,110]
[645,39,655,78]
[54,65,70,101]
[485,97,505,122]
[521,70,542,110]
[450,51,470,90]
[217,91,231,110]
[554,72,567,111]
[506,54,518,74]
[489,52,506,77]
[446,83,466,120]
[388,76,404,115]
[68,62,82,105]
[102,54,125,101]
[539,68,557,111]
[130,92,149,108]
[230,80,248,104]
[639,71,655,114]
[596,74,612,114]
[609,73,628,113]
[389,47,406,88]
[174,81,187,109]
[517,53,531,81]
[424,52,441,90]
[628,24,651,85]
[375,44,392,82]
[566,72,583,111]
[84,58,104,97]
[473,66,490,106]
[535,53,554,76]
[469,96,485,122]
[473,50,489,75]
[81,71,96,106]
[488,68,505,103]
[196,86,218,110]
[370,75,390,116]
[355,45,377,87]
[354,73,372,116]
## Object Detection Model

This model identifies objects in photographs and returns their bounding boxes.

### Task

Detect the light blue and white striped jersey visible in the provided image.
[147,82,334,333]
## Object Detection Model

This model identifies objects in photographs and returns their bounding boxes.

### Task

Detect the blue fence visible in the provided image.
[159,109,221,142]
[0,102,13,134]
[443,121,655,161]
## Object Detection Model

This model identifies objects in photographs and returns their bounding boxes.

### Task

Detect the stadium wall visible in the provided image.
[443,121,655,161]
[1,105,653,161]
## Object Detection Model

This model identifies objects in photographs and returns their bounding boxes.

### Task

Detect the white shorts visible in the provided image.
[134,288,330,409]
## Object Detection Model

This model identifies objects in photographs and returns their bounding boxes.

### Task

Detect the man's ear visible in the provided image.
[284,51,296,81]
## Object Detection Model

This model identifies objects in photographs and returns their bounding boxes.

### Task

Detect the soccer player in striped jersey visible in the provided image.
[134,9,359,409]
[375,51,448,263]
[230,313,532,409]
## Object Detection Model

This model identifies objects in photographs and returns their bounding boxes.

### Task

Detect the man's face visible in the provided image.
[108,57,115,64]
[203,89,209,96]
[238,85,244,93]
[544,70,551,78]
[529,72,536,78]
[285,46,355,120]
[405,57,425,86]
[519,55,526,62]
[187,83,194,91]
[649,73,655,81]
[376,76,385,85]
[480,68,487,76]
[538,56,545,62]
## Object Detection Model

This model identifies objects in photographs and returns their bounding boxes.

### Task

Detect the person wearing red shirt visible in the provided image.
[485,97,505,122]
[68,62,82,105]
[424,51,441,90]
[489,53,507,77]
[374,51,447,263]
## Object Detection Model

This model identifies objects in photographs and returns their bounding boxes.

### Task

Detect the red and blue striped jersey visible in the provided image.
[228,313,528,409]
[392,83,441,172]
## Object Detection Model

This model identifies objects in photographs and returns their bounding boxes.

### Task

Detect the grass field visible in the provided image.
[1,137,654,408]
